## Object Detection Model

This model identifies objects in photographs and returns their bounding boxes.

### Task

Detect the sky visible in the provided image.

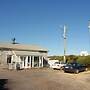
[0,0,90,56]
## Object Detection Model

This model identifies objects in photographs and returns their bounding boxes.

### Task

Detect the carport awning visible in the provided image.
[14,51,43,56]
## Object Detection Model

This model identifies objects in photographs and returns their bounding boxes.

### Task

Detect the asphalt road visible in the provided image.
[0,68,90,90]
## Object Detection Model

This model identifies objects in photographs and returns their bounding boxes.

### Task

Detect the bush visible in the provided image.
[77,56,90,67]
[49,55,90,67]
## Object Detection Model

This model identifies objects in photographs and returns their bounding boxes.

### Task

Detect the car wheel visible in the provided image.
[64,70,66,73]
[53,68,56,70]
[60,66,63,70]
[85,68,88,71]
[75,69,79,74]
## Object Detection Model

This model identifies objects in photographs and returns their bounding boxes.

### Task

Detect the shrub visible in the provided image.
[77,56,90,67]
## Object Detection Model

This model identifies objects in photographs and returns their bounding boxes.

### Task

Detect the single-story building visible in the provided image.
[0,43,48,69]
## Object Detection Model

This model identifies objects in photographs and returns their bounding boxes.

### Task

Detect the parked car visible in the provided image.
[52,61,66,70]
[63,63,87,74]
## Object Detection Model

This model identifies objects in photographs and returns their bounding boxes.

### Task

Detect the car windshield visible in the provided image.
[66,64,72,66]
[54,61,65,64]
[69,63,83,67]
[54,62,60,64]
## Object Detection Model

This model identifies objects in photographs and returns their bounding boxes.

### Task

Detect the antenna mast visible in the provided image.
[12,37,16,44]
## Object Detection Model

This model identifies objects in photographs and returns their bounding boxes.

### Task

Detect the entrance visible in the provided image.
[7,55,11,64]
[34,56,39,67]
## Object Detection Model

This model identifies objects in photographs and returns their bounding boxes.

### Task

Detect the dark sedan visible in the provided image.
[63,63,87,74]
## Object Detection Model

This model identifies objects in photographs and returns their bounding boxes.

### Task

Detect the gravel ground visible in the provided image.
[0,68,90,90]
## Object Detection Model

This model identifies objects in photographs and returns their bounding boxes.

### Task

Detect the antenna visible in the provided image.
[12,37,16,44]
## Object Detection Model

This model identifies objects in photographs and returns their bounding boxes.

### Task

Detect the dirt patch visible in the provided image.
[0,68,90,90]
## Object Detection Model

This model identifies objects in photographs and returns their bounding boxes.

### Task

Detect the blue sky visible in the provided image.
[0,0,90,55]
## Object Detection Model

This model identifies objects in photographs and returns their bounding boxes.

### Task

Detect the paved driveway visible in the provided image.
[0,68,90,90]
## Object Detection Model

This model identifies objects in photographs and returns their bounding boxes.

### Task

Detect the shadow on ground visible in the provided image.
[0,79,9,90]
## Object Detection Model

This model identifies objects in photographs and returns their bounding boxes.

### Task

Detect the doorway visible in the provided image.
[34,56,39,67]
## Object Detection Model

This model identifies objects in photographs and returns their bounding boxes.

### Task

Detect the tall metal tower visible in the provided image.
[63,25,67,63]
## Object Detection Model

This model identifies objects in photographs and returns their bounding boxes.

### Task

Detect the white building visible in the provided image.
[80,51,88,56]
[0,43,48,69]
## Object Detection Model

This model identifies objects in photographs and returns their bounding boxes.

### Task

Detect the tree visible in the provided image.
[66,55,78,63]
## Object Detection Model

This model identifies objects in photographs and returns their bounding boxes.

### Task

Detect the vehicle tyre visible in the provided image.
[64,70,66,73]
[61,66,64,70]
[75,69,79,74]
[53,68,56,70]
[85,68,88,71]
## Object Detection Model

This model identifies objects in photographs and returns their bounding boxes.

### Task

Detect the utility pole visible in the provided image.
[88,20,90,32]
[63,25,67,63]
[88,20,90,54]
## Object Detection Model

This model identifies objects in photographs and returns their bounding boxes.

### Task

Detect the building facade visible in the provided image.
[0,43,48,69]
